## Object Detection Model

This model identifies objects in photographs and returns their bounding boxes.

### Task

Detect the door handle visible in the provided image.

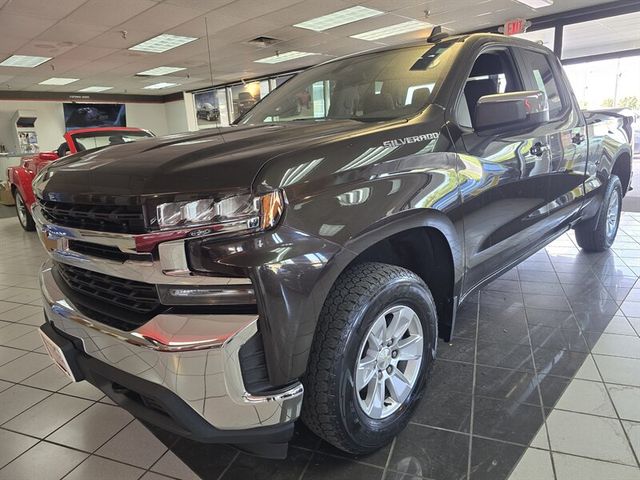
[530,142,549,157]
[572,133,585,145]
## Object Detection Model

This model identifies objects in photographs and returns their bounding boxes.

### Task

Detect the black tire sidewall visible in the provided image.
[336,277,437,450]
[15,192,35,231]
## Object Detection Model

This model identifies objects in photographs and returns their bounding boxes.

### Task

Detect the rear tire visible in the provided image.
[575,175,622,252]
[301,262,437,454]
[15,191,35,231]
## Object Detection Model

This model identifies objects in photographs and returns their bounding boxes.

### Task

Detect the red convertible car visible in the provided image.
[8,127,153,231]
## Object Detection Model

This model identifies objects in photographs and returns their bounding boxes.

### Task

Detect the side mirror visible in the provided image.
[473,90,549,134]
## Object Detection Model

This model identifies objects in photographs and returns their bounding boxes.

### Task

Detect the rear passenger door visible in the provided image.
[450,46,552,294]
[514,47,589,229]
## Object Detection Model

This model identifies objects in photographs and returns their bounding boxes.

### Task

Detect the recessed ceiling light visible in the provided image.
[514,0,553,8]
[351,20,431,41]
[129,34,198,53]
[39,77,79,85]
[255,51,317,64]
[77,86,113,93]
[294,6,383,32]
[137,66,187,76]
[0,55,51,68]
[143,82,180,90]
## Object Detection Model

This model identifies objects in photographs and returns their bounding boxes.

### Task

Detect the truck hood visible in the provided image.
[39,121,373,200]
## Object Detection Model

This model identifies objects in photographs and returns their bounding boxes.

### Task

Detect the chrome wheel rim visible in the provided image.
[355,305,424,420]
[15,194,27,227]
[606,191,620,239]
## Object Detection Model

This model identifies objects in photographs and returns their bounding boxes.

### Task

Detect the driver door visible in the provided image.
[450,47,553,294]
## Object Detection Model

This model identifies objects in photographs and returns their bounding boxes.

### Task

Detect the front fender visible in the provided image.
[7,166,36,210]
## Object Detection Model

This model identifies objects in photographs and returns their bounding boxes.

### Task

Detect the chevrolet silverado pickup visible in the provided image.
[32,33,633,458]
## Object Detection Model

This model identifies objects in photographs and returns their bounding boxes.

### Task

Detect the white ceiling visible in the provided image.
[0,0,623,95]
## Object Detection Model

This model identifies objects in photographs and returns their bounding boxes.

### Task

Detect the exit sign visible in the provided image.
[504,18,527,35]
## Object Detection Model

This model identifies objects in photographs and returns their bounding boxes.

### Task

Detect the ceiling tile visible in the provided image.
[1,0,88,20]
[63,0,157,27]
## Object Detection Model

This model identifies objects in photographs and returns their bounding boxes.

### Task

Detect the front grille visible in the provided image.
[39,199,146,234]
[68,240,131,263]
[55,262,160,315]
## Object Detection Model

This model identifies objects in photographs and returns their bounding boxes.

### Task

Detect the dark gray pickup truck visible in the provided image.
[32,32,633,458]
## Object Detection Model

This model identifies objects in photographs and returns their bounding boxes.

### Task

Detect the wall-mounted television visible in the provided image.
[63,103,126,130]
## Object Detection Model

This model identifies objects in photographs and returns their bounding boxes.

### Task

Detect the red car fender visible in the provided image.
[7,163,37,211]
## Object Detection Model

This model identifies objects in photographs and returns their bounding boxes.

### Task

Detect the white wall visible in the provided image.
[0,100,65,153]
[164,98,190,134]
[0,98,191,153]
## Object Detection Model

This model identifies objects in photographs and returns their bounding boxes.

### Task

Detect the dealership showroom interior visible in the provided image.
[1,0,640,479]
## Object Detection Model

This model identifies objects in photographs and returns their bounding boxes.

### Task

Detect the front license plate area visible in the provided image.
[39,328,78,382]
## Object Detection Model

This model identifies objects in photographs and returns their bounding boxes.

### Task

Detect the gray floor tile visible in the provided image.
[0,429,38,468]
[0,351,51,382]
[96,421,168,469]
[502,447,554,480]
[0,345,26,367]
[21,364,72,391]
[151,451,200,480]
[545,409,637,465]
[0,441,87,480]
[622,421,640,459]
[553,452,640,480]
[594,355,640,386]
[574,355,602,381]
[0,384,50,424]
[47,403,133,452]
[65,456,145,480]
[607,384,640,422]
[140,473,174,480]
[555,379,617,417]
[58,380,106,400]
[3,393,92,438]
[592,334,640,359]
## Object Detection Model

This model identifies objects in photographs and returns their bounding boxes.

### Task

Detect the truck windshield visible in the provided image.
[238,43,456,124]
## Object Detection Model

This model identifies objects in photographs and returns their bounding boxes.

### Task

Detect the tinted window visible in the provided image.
[457,49,521,128]
[519,49,564,118]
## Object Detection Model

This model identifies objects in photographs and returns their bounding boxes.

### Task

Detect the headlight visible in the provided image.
[155,190,284,233]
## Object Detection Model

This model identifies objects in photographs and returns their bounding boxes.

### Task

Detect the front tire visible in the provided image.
[575,175,622,252]
[14,191,35,231]
[301,262,437,454]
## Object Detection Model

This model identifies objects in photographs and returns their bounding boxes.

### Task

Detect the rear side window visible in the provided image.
[518,49,564,118]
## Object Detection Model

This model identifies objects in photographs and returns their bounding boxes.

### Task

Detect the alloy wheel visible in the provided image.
[355,305,424,419]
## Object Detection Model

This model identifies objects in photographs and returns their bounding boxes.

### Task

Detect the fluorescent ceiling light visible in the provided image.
[294,6,383,32]
[137,66,186,76]
[255,51,317,64]
[39,77,79,85]
[77,86,113,93]
[351,20,431,41]
[144,82,180,90]
[514,0,553,8]
[0,54,51,68]
[129,34,198,53]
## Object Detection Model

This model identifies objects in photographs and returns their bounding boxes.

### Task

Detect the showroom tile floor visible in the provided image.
[0,206,639,479]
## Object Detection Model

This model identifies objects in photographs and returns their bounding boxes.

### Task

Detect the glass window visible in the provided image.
[514,28,555,52]
[238,43,459,125]
[456,49,522,128]
[562,11,640,60]
[564,56,640,109]
[71,130,152,152]
[519,49,564,118]
[229,80,270,122]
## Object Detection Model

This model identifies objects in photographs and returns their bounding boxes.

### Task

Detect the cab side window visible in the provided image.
[518,49,564,118]
[456,49,522,128]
